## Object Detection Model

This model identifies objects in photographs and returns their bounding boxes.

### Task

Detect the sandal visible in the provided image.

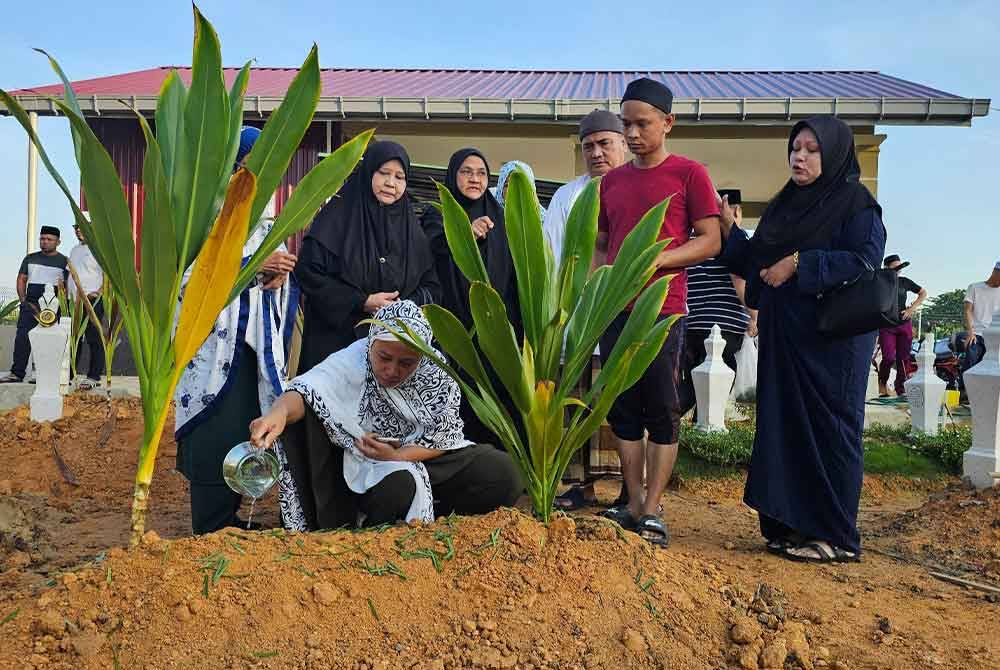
[0,373,23,384]
[77,379,96,391]
[554,485,598,511]
[600,506,637,531]
[781,540,859,564]
[636,515,670,548]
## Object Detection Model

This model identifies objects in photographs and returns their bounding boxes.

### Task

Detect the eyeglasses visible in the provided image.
[458,168,488,179]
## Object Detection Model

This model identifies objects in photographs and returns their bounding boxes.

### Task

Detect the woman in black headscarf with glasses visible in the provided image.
[420,148,522,448]
[720,116,885,564]
[296,140,439,373]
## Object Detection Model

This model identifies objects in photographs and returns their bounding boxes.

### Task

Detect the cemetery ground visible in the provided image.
[0,396,997,670]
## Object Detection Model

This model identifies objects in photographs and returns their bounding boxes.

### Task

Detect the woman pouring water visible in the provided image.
[249,300,522,530]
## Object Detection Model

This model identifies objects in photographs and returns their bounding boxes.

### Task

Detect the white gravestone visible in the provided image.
[59,316,72,393]
[692,325,735,432]
[29,285,68,422]
[964,312,1000,488]
[904,332,946,435]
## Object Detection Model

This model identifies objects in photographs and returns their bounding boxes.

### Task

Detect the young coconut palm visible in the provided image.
[374,168,677,522]
[0,6,372,544]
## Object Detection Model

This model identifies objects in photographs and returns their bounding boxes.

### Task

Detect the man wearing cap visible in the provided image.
[543,109,629,261]
[68,220,106,389]
[678,189,757,417]
[877,255,926,398]
[2,227,68,383]
[548,109,630,511]
[596,77,721,547]
[962,260,1000,371]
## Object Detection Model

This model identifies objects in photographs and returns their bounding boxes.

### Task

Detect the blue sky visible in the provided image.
[1,0,997,299]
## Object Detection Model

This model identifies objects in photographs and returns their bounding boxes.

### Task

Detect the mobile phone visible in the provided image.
[376,435,402,448]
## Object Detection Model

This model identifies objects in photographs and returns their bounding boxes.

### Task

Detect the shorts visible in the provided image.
[599,313,686,445]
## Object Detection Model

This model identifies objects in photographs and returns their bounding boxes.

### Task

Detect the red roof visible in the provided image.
[14,67,962,100]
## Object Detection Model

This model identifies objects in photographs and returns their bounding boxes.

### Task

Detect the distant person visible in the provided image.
[296,141,439,373]
[421,148,522,448]
[962,260,1000,370]
[543,109,628,262]
[877,255,926,398]
[550,110,629,512]
[68,221,105,389]
[492,160,546,219]
[596,78,721,547]
[721,116,885,563]
[1,226,67,384]
[679,189,757,418]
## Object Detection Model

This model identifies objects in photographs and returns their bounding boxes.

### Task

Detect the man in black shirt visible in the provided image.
[877,255,927,398]
[1,226,69,383]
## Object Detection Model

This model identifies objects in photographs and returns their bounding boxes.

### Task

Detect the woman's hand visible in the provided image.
[364,291,399,314]
[355,433,403,461]
[261,251,297,275]
[746,316,759,338]
[471,216,494,240]
[760,255,797,288]
[249,407,288,449]
[718,195,741,239]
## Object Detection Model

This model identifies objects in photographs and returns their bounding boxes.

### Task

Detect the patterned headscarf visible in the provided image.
[368,300,433,346]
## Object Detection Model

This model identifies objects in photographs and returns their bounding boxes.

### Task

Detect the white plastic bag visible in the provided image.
[732,335,758,401]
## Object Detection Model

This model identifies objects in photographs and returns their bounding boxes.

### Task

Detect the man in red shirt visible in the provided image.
[597,77,721,547]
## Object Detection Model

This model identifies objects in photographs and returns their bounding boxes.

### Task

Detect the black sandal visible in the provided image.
[554,485,598,511]
[600,506,637,531]
[781,540,859,564]
[636,514,670,548]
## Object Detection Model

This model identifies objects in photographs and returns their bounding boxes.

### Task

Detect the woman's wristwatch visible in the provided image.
[791,251,800,272]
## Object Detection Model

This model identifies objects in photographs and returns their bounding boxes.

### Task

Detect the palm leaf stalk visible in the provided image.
[0,5,372,544]
[371,169,678,522]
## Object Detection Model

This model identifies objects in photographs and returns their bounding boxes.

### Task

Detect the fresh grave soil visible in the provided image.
[866,484,1000,583]
[0,397,998,670]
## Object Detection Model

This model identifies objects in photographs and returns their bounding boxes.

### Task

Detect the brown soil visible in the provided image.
[0,397,998,670]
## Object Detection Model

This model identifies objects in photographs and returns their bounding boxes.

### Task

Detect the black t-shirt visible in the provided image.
[897,276,921,315]
[18,251,68,303]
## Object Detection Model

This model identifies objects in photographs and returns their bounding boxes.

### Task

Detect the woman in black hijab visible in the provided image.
[720,116,886,563]
[295,141,439,373]
[420,148,522,447]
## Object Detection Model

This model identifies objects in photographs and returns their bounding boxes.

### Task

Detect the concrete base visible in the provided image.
[963,449,999,489]
[0,375,142,411]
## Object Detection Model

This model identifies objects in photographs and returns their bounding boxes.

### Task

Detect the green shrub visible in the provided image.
[679,422,754,466]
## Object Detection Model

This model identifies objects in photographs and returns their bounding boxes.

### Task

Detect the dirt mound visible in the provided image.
[873,484,1000,580]
[0,508,849,670]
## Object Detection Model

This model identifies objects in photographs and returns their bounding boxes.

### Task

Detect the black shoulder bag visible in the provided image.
[816,255,901,338]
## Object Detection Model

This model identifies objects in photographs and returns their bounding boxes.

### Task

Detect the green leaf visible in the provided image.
[437,183,489,285]
[503,168,550,349]
[155,70,186,199]
[213,61,252,208]
[35,48,84,163]
[173,4,232,271]
[134,112,178,338]
[468,282,531,414]
[559,177,599,304]
[242,45,321,234]
[422,305,491,388]
[50,100,141,313]
[228,129,373,302]
[587,276,670,401]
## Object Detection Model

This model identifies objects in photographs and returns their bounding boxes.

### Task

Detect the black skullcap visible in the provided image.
[621,77,673,114]
[718,189,742,205]
[579,109,624,140]
[40,226,60,238]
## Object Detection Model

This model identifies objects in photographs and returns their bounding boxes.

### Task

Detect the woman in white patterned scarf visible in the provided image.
[250,300,521,529]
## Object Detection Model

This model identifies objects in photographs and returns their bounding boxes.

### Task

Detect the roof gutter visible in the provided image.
[2,95,990,126]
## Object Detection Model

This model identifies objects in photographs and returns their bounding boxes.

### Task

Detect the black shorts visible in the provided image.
[599,313,686,445]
